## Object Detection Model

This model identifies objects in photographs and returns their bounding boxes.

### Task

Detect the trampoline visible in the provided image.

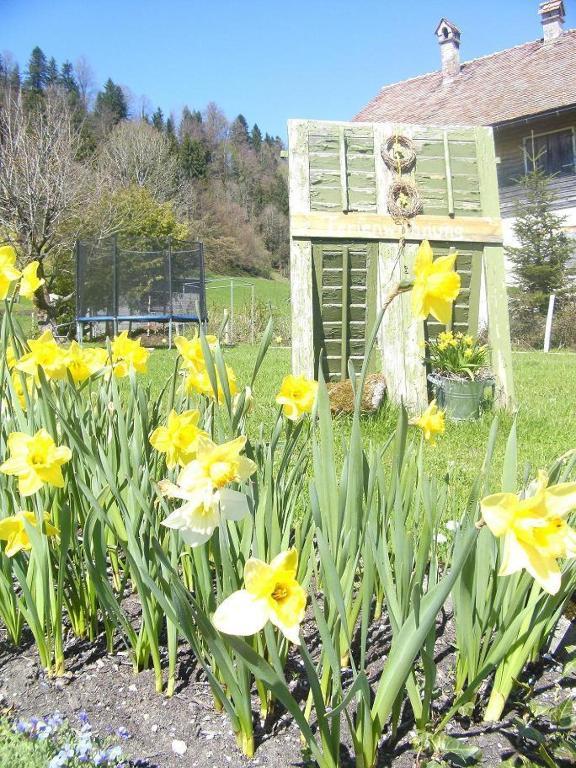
[75,235,207,346]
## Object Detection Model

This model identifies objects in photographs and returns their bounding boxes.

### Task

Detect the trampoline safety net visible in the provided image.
[76,237,207,323]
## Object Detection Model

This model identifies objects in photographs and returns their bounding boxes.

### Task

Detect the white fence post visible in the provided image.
[543,293,556,353]
[223,308,231,346]
[251,285,255,345]
[230,278,234,345]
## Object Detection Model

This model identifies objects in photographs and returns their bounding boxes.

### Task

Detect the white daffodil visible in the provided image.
[158,435,256,547]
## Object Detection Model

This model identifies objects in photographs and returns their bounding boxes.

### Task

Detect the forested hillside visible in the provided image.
[0,46,289,320]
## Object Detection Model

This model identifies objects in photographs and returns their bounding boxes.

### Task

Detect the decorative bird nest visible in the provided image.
[327,373,387,414]
[381,134,417,172]
[387,177,423,220]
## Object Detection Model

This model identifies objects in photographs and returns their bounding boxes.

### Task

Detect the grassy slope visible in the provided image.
[205,275,291,315]
[147,345,576,516]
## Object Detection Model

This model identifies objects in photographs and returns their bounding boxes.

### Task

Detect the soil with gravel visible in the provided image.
[1,613,575,768]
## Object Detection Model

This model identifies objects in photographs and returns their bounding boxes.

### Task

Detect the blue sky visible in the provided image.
[2,0,570,139]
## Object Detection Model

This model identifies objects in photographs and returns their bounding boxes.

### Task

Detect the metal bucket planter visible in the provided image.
[428,373,495,421]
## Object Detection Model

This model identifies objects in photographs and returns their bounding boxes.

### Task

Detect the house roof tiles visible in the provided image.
[354,29,576,127]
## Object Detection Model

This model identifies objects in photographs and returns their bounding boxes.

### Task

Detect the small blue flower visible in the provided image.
[47,712,64,728]
[75,736,93,761]
[15,720,31,735]
[116,726,130,739]
[107,745,123,761]
[36,720,54,740]
[48,744,74,768]
[78,710,90,725]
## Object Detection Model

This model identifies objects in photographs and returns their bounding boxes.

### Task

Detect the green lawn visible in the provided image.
[147,345,576,515]
[205,275,290,315]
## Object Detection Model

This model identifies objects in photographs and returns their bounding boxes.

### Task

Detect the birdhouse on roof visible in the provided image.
[435,18,461,44]
[434,19,462,78]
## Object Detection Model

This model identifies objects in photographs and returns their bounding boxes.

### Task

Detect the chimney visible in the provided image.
[539,0,565,42]
[435,19,461,79]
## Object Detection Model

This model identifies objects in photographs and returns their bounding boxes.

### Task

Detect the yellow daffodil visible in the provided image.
[15,330,67,381]
[411,240,461,326]
[174,333,218,370]
[438,330,458,349]
[150,409,207,469]
[0,245,21,300]
[213,548,307,645]
[481,470,576,595]
[0,511,59,557]
[0,429,72,496]
[412,400,446,445]
[183,363,238,402]
[19,261,45,300]
[111,331,149,377]
[64,342,107,383]
[464,335,474,346]
[159,435,256,547]
[275,374,318,421]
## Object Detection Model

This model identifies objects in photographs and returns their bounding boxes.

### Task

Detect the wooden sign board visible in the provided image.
[288,119,515,412]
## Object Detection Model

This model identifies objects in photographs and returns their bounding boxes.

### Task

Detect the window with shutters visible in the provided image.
[525,128,575,177]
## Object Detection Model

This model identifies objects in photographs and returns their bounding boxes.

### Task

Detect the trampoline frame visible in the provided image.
[75,235,208,347]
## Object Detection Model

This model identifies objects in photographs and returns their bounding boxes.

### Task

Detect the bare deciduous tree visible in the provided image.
[98,119,179,201]
[74,55,95,110]
[0,90,90,318]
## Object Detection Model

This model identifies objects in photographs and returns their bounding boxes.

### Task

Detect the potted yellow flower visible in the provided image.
[425,330,494,421]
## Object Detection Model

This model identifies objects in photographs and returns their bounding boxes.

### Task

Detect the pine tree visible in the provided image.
[165,116,178,152]
[251,123,262,153]
[59,61,79,94]
[46,57,59,86]
[94,78,128,126]
[179,136,210,179]
[506,168,574,312]
[230,114,250,145]
[25,46,48,91]
[152,107,164,131]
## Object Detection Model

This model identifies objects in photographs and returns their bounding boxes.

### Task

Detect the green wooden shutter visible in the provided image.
[414,128,482,217]
[312,240,376,380]
[309,127,377,212]
[423,242,483,340]
[412,128,484,339]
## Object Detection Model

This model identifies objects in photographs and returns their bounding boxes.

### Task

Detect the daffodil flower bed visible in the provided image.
[0,241,575,768]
